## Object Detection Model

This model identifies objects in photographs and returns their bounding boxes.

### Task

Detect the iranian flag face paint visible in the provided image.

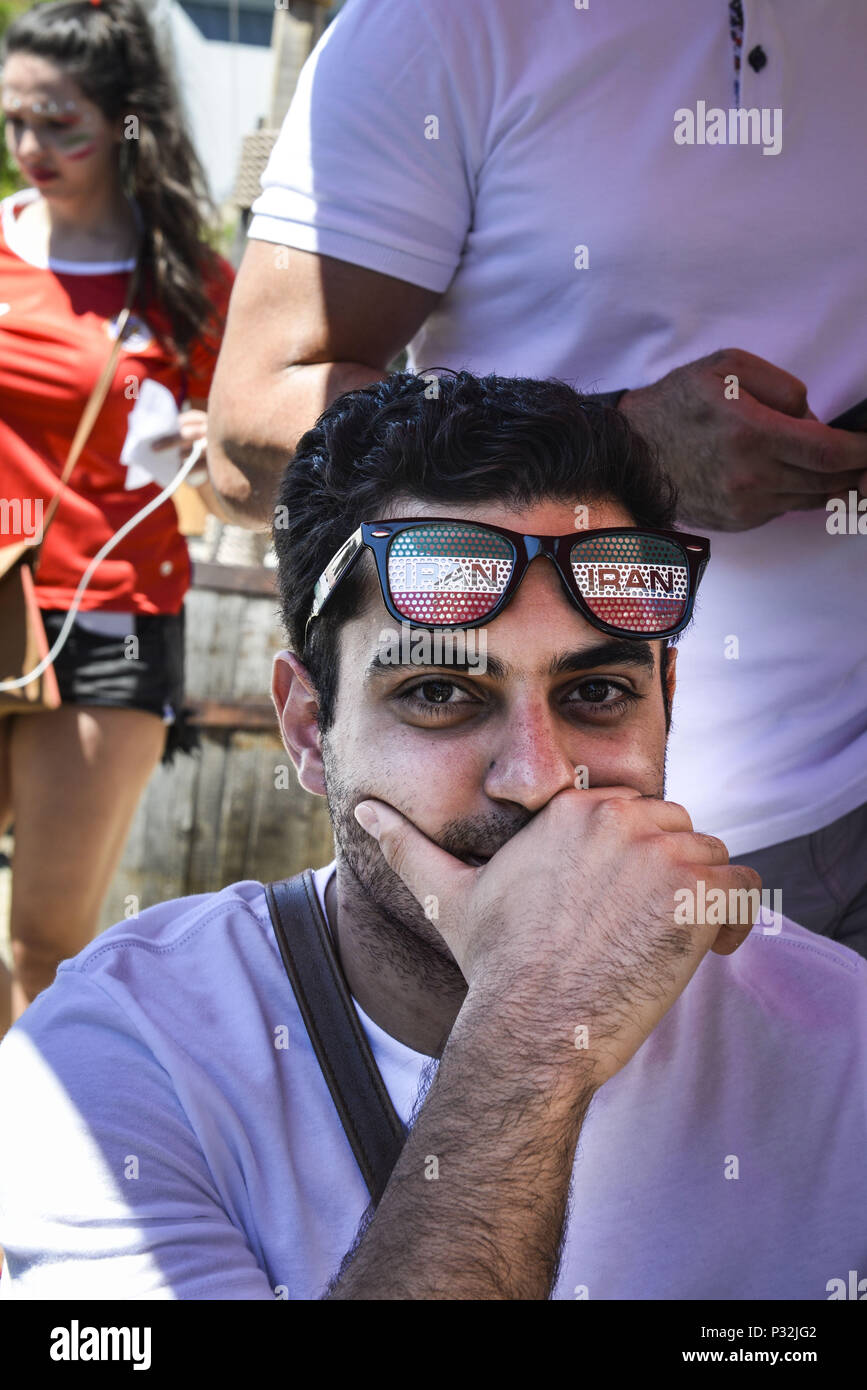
[0,55,117,183]
[55,122,100,161]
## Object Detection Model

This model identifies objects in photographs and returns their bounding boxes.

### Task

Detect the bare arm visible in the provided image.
[206,242,441,528]
[619,348,867,530]
[324,789,759,1300]
[326,987,596,1301]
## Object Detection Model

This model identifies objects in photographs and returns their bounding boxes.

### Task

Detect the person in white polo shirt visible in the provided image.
[207,0,867,955]
[2,373,865,1300]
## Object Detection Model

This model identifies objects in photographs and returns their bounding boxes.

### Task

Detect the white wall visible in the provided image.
[152,0,275,207]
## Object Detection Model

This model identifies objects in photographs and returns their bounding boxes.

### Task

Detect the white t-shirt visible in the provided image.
[248,0,867,854]
[0,864,865,1300]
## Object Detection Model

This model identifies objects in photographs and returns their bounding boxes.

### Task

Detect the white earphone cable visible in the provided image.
[0,436,207,692]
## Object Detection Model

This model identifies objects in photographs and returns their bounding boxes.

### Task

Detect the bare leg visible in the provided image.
[6,705,166,1026]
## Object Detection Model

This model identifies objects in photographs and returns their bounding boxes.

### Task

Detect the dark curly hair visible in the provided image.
[2,0,223,369]
[273,370,680,730]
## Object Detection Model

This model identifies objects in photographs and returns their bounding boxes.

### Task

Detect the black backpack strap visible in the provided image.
[265,870,407,1205]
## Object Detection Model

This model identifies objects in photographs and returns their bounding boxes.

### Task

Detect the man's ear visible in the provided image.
[272,651,326,796]
[663,643,677,720]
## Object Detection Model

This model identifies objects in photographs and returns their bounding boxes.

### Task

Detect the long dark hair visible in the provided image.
[2,0,224,369]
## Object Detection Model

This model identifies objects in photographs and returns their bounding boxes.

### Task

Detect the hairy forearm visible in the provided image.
[207,360,386,529]
[324,990,597,1301]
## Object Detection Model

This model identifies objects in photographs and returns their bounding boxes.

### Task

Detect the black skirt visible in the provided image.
[40,607,198,763]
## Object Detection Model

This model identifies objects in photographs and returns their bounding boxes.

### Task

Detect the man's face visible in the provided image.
[277,496,676,956]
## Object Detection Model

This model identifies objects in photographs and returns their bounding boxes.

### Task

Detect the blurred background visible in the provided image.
[0,1,347,933]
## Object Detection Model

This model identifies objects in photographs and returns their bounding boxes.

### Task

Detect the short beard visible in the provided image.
[320,736,533,1001]
[320,731,667,1006]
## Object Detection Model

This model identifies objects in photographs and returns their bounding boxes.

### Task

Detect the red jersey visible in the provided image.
[0,187,234,614]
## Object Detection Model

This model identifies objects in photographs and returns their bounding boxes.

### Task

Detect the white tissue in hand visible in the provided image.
[121,378,184,490]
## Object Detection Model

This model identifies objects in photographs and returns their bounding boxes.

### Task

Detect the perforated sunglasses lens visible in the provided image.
[570,534,689,633]
[387,523,515,624]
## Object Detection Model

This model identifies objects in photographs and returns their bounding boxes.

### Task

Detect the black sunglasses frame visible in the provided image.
[305,518,711,648]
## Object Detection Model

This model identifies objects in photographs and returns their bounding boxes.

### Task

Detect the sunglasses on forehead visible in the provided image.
[304,518,711,648]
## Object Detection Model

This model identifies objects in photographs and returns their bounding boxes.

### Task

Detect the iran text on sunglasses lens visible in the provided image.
[306,518,711,647]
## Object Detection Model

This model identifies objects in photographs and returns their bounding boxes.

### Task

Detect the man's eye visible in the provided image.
[416,680,466,704]
[566,679,639,711]
[397,679,478,713]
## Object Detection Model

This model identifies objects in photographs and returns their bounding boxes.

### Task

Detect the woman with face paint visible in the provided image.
[0,0,235,1035]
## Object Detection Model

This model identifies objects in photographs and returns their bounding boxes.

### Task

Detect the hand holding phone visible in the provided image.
[828,397,867,431]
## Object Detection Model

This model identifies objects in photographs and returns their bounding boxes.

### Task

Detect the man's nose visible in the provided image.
[482,698,578,813]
